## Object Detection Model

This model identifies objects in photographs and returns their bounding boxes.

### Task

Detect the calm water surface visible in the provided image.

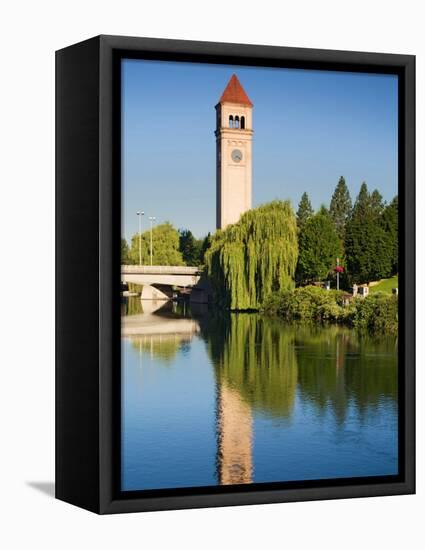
[121,299,398,491]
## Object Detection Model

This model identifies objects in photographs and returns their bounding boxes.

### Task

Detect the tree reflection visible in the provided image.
[121,296,144,316]
[199,314,398,484]
[204,314,298,418]
[201,314,298,485]
[294,326,398,423]
[128,335,185,364]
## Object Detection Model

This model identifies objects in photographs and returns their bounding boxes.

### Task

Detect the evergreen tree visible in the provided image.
[200,232,212,264]
[297,206,342,284]
[329,176,352,238]
[344,184,392,283]
[370,189,385,215]
[296,192,314,229]
[353,182,370,217]
[381,196,398,274]
[179,229,202,266]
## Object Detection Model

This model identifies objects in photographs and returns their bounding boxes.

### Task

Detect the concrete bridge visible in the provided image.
[121,265,202,287]
[121,265,208,302]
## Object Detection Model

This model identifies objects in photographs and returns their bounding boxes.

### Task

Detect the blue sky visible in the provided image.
[122,59,398,241]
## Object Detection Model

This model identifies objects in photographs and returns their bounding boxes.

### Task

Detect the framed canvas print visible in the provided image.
[56,35,415,514]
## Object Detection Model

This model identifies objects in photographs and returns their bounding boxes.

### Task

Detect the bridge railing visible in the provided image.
[121,265,203,275]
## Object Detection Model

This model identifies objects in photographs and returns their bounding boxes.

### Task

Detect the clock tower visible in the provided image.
[215,74,253,230]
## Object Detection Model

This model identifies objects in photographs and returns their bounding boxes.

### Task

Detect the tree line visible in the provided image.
[296,177,398,286]
[202,178,397,311]
[121,176,398,294]
[121,222,211,266]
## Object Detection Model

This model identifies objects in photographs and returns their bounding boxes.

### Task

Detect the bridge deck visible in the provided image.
[121,265,202,275]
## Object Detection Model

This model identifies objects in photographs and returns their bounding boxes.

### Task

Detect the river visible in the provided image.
[121,298,398,491]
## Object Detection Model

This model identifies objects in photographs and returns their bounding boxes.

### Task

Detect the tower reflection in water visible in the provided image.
[216,382,253,484]
[207,314,298,485]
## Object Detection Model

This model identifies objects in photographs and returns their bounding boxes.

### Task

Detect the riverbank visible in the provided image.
[260,286,398,335]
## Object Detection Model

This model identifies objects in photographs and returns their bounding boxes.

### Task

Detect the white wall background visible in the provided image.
[0,1,422,548]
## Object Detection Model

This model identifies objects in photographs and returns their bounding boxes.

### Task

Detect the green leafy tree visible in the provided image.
[344,183,392,283]
[121,238,131,264]
[179,229,202,266]
[297,206,342,283]
[129,222,184,266]
[194,238,204,263]
[200,232,212,264]
[205,200,298,310]
[329,176,352,238]
[296,192,314,229]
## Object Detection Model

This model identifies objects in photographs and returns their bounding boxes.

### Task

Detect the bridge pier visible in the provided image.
[140,285,169,301]
[121,265,211,304]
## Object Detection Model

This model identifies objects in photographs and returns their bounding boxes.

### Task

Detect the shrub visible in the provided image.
[261,286,345,323]
[349,292,398,334]
[317,301,344,322]
[261,286,398,334]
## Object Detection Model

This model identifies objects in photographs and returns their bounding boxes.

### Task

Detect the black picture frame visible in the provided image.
[56,35,415,514]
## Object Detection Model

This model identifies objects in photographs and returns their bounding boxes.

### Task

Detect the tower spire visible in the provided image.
[218,74,253,107]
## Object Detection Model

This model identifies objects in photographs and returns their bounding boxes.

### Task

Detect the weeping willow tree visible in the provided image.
[205,201,298,310]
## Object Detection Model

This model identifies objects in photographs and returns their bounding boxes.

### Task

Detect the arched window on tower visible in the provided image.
[229,115,234,128]
[241,116,245,129]
[235,116,240,129]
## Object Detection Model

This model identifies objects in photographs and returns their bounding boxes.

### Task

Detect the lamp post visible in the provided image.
[149,216,156,266]
[336,257,340,290]
[334,257,345,291]
[136,211,144,265]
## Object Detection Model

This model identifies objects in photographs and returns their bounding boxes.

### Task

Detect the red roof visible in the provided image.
[218,74,253,106]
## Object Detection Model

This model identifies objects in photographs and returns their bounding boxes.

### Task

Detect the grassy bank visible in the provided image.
[260,286,398,334]
[369,275,398,294]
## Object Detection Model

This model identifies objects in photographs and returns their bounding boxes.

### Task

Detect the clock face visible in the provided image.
[231,149,243,163]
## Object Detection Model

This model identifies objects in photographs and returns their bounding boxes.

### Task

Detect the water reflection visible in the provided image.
[128,335,188,364]
[205,314,298,418]
[293,325,398,422]
[217,383,253,484]
[122,299,199,366]
[208,315,298,484]
[121,298,398,490]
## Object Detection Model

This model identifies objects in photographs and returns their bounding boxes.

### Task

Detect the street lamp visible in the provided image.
[334,257,344,291]
[336,257,340,291]
[149,216,156,266]
[136,211,144,265]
